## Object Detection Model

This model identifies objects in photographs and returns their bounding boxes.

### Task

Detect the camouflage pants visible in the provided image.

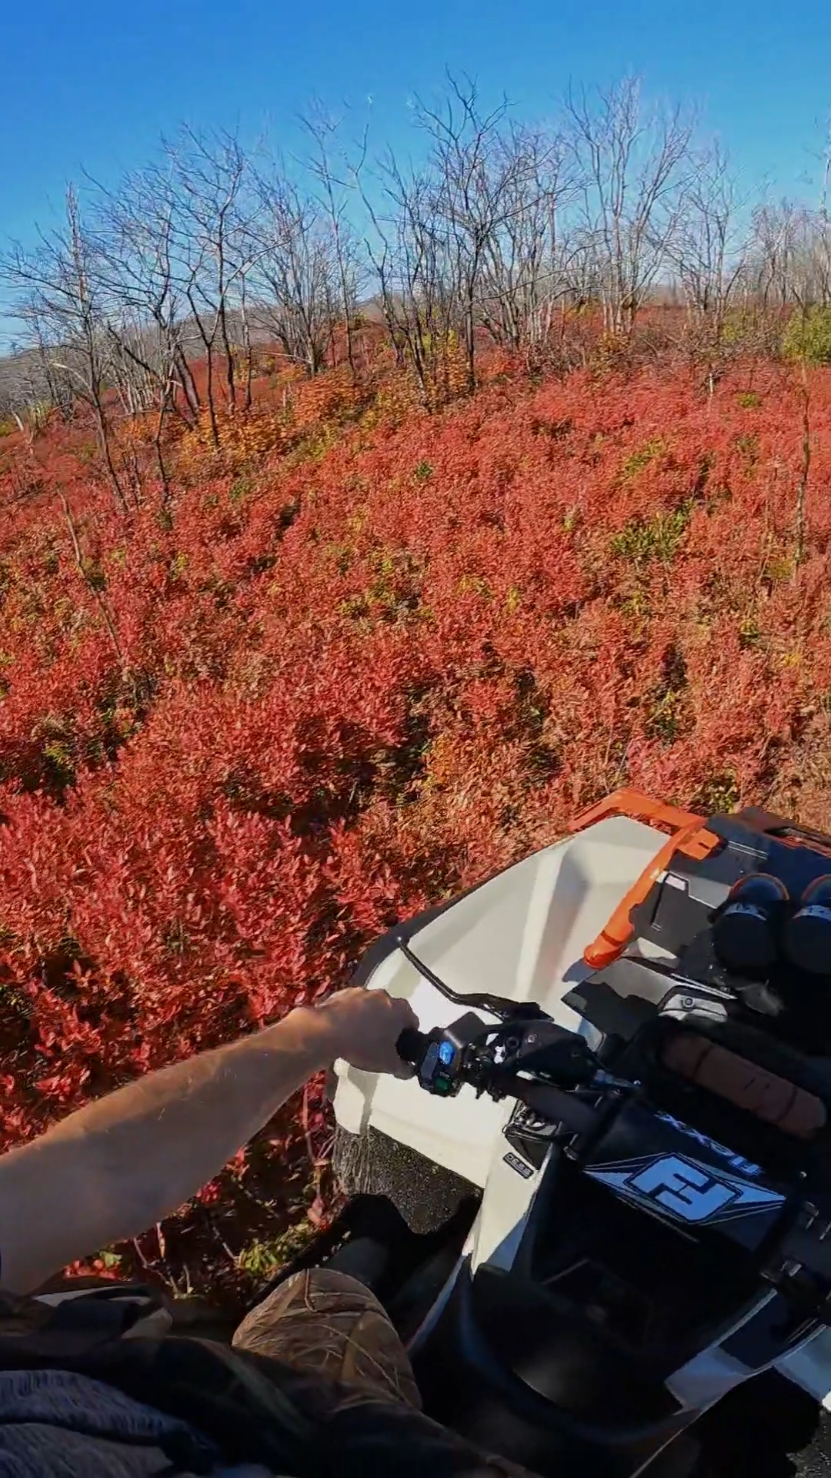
[233,1267,529,1477]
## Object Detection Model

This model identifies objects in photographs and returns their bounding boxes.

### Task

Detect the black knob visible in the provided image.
[713,873,788,974]
[396,1027,426,1065]
[785,876,831,976]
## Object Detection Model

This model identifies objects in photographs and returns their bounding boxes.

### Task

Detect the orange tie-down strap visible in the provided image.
[569,788,720,970]
[662,1033,827,1140]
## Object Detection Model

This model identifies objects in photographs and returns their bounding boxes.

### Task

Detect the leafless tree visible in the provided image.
[666,143,748,349]
[302,107,367,376]
[96,169,198,421]
[248,165,337,377]
[476,122,578,358]
[565,77,696,336]
[410,78,504,389]
[746,202,804,311]
[0,187,131,509]
[93,169,202,501]
[0,326,74,423]
[362,150,459,404]
[156,127,260,445]
[363,77,575,398]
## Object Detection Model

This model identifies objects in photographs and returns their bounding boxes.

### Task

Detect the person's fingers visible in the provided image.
[401,999,419,1029]
[313,985,422,1073]
[392,999,419,1037]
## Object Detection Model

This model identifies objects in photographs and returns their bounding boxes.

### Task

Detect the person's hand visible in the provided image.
[311,987,419,1077]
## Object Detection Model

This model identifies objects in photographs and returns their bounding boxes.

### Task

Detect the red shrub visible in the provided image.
[2,354,831,1277]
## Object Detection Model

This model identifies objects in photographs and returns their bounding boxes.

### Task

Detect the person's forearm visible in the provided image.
[0,1006,337,1293]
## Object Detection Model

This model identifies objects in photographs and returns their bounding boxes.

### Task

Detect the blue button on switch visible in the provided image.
[438,1041,455,1065]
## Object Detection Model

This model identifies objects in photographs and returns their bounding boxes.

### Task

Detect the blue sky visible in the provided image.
[1,0,829,247]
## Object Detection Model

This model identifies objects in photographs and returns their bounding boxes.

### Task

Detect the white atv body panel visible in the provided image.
[332,814,831,1407]
[334,815,662,1181]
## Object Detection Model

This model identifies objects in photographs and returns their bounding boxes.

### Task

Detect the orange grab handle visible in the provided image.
[569,787,707,838]
[571,789,720,971]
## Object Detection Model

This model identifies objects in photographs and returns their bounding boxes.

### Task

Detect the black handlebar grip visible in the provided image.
[513,1079,601,1137]
[396,1027,426,1065]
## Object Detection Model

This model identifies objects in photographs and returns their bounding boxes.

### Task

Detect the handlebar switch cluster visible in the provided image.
[415,1011,486,1097]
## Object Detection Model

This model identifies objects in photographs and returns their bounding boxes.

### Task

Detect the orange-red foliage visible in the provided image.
[2,355,831,1254]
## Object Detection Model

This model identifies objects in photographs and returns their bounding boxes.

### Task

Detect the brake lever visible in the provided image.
[394,937,544,1021]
